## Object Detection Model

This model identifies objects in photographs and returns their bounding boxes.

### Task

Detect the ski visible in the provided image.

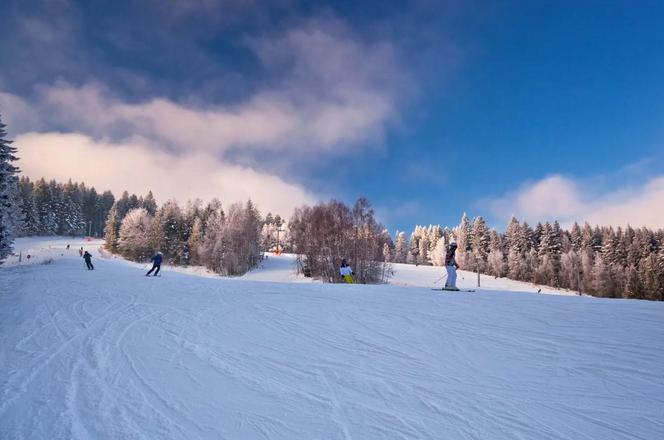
[432,288,475,292]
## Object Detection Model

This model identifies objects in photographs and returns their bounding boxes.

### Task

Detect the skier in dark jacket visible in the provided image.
[83,251,94,270]
[444,242,459,290]
[146,251,163,276]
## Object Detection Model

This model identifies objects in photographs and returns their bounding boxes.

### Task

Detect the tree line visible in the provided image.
[1,115,661,295]
[16,177,116,237]
[104,197,265,276]
[395,215,664,301]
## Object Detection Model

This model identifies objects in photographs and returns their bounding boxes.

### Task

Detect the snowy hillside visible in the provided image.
[1,237,664,439]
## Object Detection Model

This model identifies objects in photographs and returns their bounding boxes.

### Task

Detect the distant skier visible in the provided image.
[340,259,354,284]
[146,251,163,277]
[79,247,84,257]
[444,242,459,291]
[83,251,94,270]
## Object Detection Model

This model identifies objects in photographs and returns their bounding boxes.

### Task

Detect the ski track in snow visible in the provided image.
[1,237,664,439]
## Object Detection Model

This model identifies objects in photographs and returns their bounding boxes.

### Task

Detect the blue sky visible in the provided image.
[1,0,663,232]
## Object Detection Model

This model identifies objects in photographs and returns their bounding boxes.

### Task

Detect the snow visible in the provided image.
[390,262,575,295]
[2,237,664,439]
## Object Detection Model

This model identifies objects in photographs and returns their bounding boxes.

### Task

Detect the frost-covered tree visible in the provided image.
[33,179,56,234]
[202,201,262,276]
[471,216,490,272]
[104,204,120,252]
[394,231,408,263]
[591,254,613,297]
[382,242,392,263]
[187,217,204,265]
[560,250,581,291]
[568,222,581,251]
[507,248,527,281]
[0,115,21,262]
[418,233,430,266]
[455,213,472,268]
[118,208,153,261]
[18,177,40,235]
[429,237,445,267]
[639,254,661,301]
[152,199,184,263]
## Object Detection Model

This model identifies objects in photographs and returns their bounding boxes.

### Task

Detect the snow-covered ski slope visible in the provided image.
[2,238,664,439]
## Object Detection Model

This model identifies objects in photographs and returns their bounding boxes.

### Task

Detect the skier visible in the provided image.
[340,259,354,284]
[444,242,459,291]
[146,251,163,277]
[83,251,94,270]
[79,247,84,257]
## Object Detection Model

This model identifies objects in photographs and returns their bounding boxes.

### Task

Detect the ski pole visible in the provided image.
[433,274,448,284]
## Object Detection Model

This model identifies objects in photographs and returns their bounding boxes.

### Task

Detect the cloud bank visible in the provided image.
[487,174,664,229]
[1,17,407,215]
[17,132,316,215]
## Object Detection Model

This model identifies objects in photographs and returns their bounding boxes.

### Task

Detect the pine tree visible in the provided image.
[507,248,527,280]
[0,114,21,262]
[153,199,184,263]
[455,213,472,268]
[394,231,409,264]
[18,177,40,235]
[486,230,505,277]
[33,178,57,234]
[625,264,641,299]
[560,250,581,291]
[580,250,594,294]
[505,217,524,253]
[418,233,430,265]
[592,254,614,297]
[104,204,120,252]
[570,222,582,251]
[639,254,661,301]
[188,217,204,265]
[431,237,447,266]
[471,216,490,272]
[142,191,157,216]
[382,242,392,263]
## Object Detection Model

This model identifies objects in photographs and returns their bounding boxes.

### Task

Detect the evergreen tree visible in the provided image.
[471,216,490,272]
[0,115,21,262]
[455,213,472,268]
[592,254,613,297]
[570,222,582,251]
[104,204,120,252]
[560,250,581,291]
[188,217,204,265]
[624,264,641,299]
[394,231,409,264]
[18,177,40,235]
[382,242,392,263]
[142,191,157,216]
[486,230,505,277]
[33,178,57,234]
[431,237,447,266]
[418,233,430,265]
[153,199,184,263]
[639,254,661,301]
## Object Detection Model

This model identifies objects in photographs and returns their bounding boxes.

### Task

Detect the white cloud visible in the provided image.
[487,174,664,229]
[1,17,407,214]
[16,132,317,216]
[23,19,401,158]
